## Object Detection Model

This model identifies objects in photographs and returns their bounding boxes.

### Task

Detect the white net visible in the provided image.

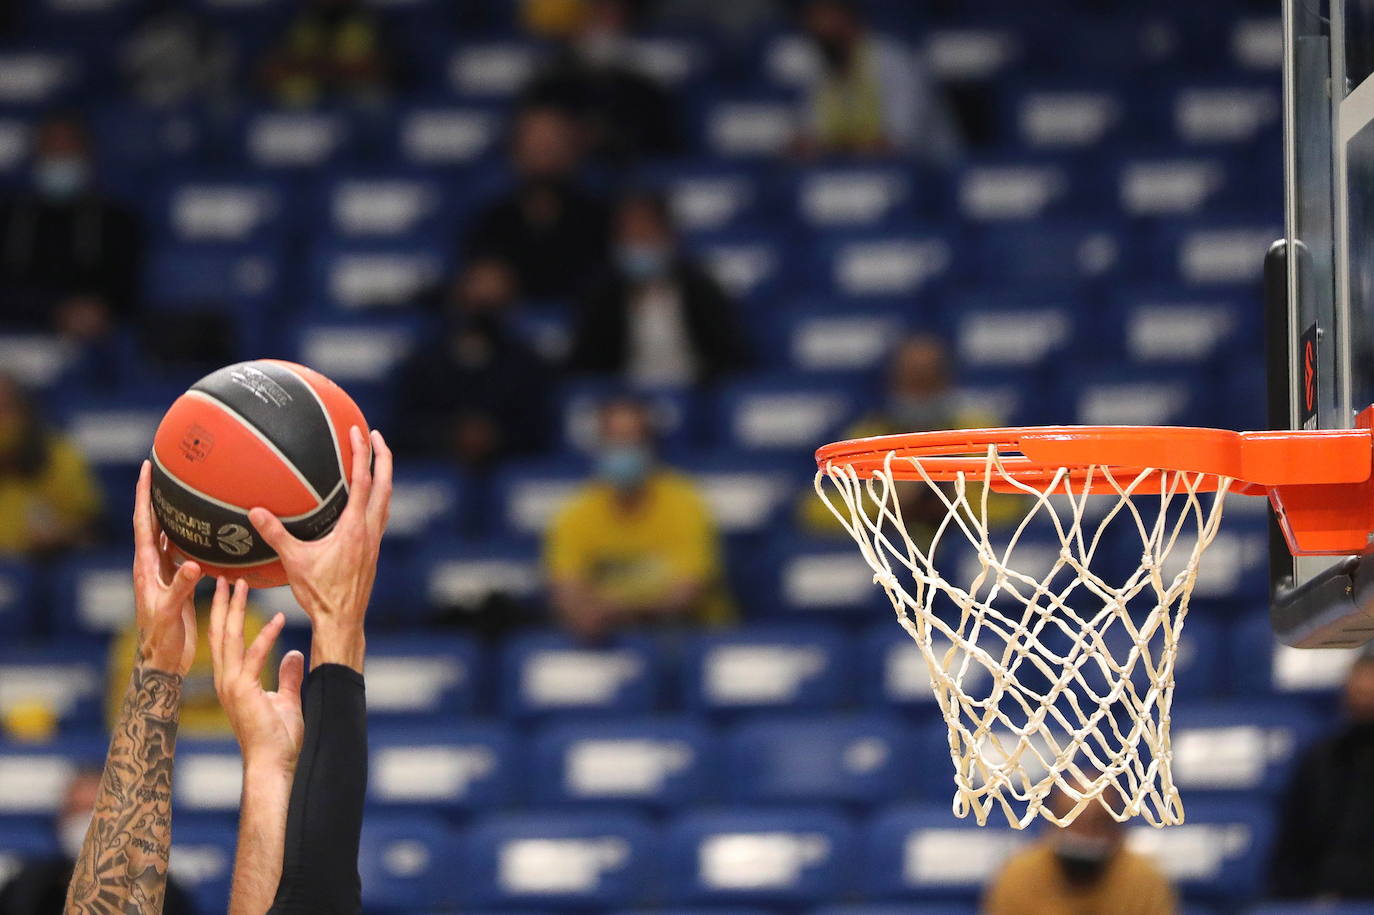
[816,446,1231,829]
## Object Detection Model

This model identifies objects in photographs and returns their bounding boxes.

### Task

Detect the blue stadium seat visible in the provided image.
[638,161,769,234]
[1109,288,1251,366]
[369,723,516,810]
[145,241,283,314]
[952,295,1077,372]
[0,819,59,891]
[502,630,660,719]
[320,170,454,239]
[363,633,484,718]
[862,803,1026,901]
[766,537,887,617]
[1168,82,1281,149]
[688,227,792,305]
[1230,613,1359,697]
[392,104,504,166]
[974,223,1121,285]
[0,560,35,635]
[359,814,460,913]
[682,625,851,715]
[52,550,137,635]
[812,229,956,300]
[1116,156,1233,218]
[172,740,242,814]
[662,807,855,906]
[418,538,542,616]
[677,454,799,537]
[0,49,84,110]
[442,41,542,97]
[717,376,858,453]
[377,461,465,542]
[0,737,107,819]
[859,624,984,717]
[170,820,237,915]
[697,91,801,159]
[492,460,584,539]
[60,390,177,471]
[158,174,293,244]
[724,713,912,805]
[460,811,658,910]
[957,161,1077,222]
[1154,221,1283,287]
[792,163,921,230]
[239,109,354,169]
[1068,368,1209,426]
[778,306,908,374]
[0,643,106,730]
[1170,701,1319,797]
[1125,799,1274,900]
[0,333,82,392]
[1007,85,1127,153]
[530,717,716,809]
[309,240,449,312]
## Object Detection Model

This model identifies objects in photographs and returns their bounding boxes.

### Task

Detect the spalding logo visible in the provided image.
[216,523,254,557]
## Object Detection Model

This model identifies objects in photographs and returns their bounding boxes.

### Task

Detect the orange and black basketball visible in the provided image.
[150,359,368,588]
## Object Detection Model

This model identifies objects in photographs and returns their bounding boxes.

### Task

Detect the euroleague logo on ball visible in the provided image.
[216,523,254,557]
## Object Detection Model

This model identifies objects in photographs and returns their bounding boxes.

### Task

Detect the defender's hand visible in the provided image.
[133,460,201,676]
[209,577,304,773]
[247,428,392,672]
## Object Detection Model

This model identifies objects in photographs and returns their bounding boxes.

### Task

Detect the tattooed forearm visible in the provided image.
[65,662,183,914]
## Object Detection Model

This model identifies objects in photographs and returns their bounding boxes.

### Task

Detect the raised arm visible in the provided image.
[210,578,303,915]
[66,461,202,913]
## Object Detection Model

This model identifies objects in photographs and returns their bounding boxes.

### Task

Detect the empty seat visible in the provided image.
[1114,290,1249,365]
[1010,86,1126,151]
[0,50,81,108]
[700,94,800,158]
[0,820,58,892]
[530,717,715,808]
[679,456,797,536]
[364,634,483,718]
[493,462,583,538]
[1125,800,1273,899]
[957,162,1074,221]
[170,820,237,915]
[862,803,1026,900]
[639,161,767,234]
[814,230,955,299]
[1170,701,1318,796]
[460,811,658,910]
[0,738,106,816]
[420,539,542,615]
[954,299,1076,371]
[323,172,453,239]
[145,242,283,313]
[370,724,515,810]
[0,644,106,730]
[1171,83,1280,147]
[360,814,459,912]
[1162,222,1282,286]
[444,42,541,96]
[860,624,990,716]
[718,377,857,452]
[1070,371,1205,426]
[502,630,659,719]
[682,625,850,715]
[311,242,448,311]
[662,807,855,906]
[379,462,464,542]
[394,105,503,166]
[724,713,911,805]
[52,550,138,634]
[770,538,886,616]
[241,110,351,168]
[976,224,1119,284]
[781,307,907,373]
[1117,157,1231,218]
[1231,613,1360,697]
[793,164,920,229]
[161,176,291,243]
[173,740,243,813]
[690,229,790,304]
[293,316,424,387]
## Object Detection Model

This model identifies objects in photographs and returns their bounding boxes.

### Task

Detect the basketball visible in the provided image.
[149,360,368,588]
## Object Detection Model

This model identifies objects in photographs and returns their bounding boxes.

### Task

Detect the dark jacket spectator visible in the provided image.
[258,0,392,107]
[1271,655,1374,899]
[466,105,611,301]
[568,191,748,385]
[393,257,555,470]
[0,116,143,340]
[522,0,682,163]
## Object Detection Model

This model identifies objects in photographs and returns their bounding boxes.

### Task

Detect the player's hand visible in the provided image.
[209,577,304,774]
[247,428,392,672]
[133,460,201,677]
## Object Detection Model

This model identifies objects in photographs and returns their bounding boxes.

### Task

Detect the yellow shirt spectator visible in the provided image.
[546,469,733,627]
[0,433,101,556]
[983,842,1178,915]
[108,599,272,737]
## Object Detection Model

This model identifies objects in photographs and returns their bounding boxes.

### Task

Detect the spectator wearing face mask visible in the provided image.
[466,105,611,301]
[0,372,102,557]
[1270,655,1374,899]
[392,256,556,471]
[792,0,960,163]
[522,0,683,163]
[0,115,144,341]
[0,767,198,914]
[799,334,1018,536]
[545,397,733,640]
[567,190,750,386]
[982,785,1177,915]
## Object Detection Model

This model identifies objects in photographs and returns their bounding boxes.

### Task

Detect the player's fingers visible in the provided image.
[277,650,305,706]
[243,608,284,683]
[208,576,229,683]
[164,560,201,615]
[225,577,248,671]
[132,461,160,580]
[365,429,392,533]
[340,426,372,525]
[248,508,297,557]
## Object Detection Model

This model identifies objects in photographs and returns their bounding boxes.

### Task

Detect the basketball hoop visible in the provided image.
[815,421,1374,829]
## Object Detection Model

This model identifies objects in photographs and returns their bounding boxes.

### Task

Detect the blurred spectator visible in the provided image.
[466,105,611,300]
[121,0,236,109]
[1270,654,1374,899]
[522,0,683,163]
[547,397,733,639]
[106,596,272,738]
[0,115,144,340]
[567,190,750,385]
[393,257,555,470]
[793,0,960,163]
[983,786,1176,914]
[800,334,1016,535]
[0,767,197,914]
[0,373,101,557]
[258,0,392,108]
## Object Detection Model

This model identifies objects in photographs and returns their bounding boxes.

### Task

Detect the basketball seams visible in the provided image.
[272,362,348,497]
[183,389,325,504]
[151,450,334,524]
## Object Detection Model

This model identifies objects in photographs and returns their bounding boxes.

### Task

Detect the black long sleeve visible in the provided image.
[267,664,368,915]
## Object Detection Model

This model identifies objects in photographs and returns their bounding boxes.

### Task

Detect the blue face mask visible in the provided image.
[616,244,670,282]
[597,445,652,489]
[36,157,90,201]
